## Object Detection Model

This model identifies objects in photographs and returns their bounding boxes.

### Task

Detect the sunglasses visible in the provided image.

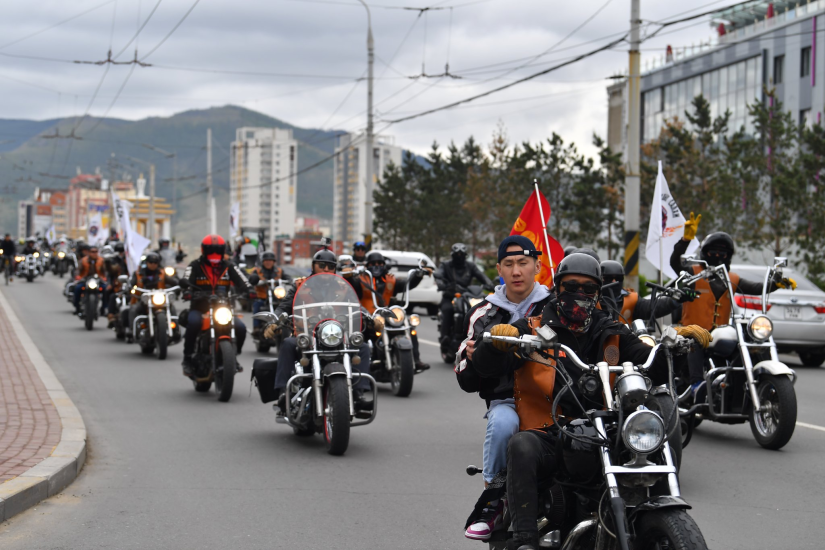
[706,250,729,259]
[602,276,623,285]
[316,263,336,272]
[560,281,601,295]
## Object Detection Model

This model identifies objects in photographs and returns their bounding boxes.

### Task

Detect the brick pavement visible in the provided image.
[0,299,61,482]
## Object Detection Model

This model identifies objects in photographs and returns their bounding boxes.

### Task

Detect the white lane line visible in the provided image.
[797,421,825,433]
[419,338,441,347]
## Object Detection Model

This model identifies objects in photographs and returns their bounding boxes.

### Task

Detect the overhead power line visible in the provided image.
[0,0,118,51]
[139,0,202,60]
[113,0,163,59]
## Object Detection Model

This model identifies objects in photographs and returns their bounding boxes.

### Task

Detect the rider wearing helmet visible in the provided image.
[434,243,494,341]
[599,260,685,324]
[248,251,286,331]
[124,252,169,340]
[156,237,177,267]
[22,237,37,255]
[180,235,254,377]
[352,241,368,265]
[73,245,108,315]
[261,248,372,414]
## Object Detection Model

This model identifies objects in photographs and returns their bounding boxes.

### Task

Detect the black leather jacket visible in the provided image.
[434,259,493,299]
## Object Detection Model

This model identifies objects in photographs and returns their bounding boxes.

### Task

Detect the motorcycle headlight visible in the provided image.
[33,252,39,258]
[469,297,483,308]
[639,335,656,347]
[410,314,420,327]
[44,253,50,258]
[164,266,175,277]
[350,331,364,347]
[15,256,23,262]
[214,306,232,325]
[388,306,405,326]
[748,315,773,341]
[319,322,344,347]
[622,410,665,454]
[296,333,312,350]
[151,293,166,306]
[274,286,286,299]
[87,279,98,290]
[58,252,65,258]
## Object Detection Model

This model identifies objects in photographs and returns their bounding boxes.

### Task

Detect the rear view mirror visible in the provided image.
[681,255,706,268]
[630,319,648,336]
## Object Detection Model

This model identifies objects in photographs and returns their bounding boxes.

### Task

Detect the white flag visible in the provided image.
[229,202,240,239]
[87,212,105,246]
[645,161,699,280]
[45,225,57,245]
[126,229,151,275]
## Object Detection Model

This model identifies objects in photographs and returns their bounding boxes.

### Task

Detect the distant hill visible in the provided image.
[0,105,345,246]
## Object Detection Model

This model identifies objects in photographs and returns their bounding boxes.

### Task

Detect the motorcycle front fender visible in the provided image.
[627,495,691,522]
[391,336,412,350]
[753,360,796,382]
[322,362,348,377]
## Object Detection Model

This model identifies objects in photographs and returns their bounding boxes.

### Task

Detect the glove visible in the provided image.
[490,324,520,352]
[674,288,698,303]
[683,212,702,241]
[776,277,797,290]
[263,324,281,340]
[675,325,713,349]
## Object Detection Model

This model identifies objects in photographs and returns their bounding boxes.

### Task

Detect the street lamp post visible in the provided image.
[356,0,375,250]
[142,143,177,238]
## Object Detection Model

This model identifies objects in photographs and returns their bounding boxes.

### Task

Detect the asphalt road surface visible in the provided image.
[1,276,824,549]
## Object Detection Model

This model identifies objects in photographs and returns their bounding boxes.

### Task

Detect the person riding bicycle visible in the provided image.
[73,245,108,315]
[248,251,286,331]
[124,253,168,340]
[1,234,16,280]
[434,243,494,341]
[180,235,254,378]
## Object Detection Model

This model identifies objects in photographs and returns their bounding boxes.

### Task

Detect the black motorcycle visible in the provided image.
[80,274,103,331]
[251,278,290,353]
[132,286,181,360]
[479,326,706,550]
[53,250,71,278]
[438,284,485,363]
[112,275,131,340]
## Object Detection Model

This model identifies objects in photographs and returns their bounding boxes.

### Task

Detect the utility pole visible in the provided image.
[357,0,375,250]
[624,0,641,291]
[149,163,156,245]
[207,128,215,234]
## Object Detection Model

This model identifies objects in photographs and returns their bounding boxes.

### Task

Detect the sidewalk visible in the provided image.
[0,300,62,482]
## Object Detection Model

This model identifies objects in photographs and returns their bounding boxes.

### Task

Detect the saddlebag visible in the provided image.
[251,358,279,403]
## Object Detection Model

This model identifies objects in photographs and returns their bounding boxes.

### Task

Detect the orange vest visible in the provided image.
[253,266,284,299]
[680,266,741,330]
[514,317,621,431]
[620,290,639,324]
[359,273,396,314]
[131,270,166,304]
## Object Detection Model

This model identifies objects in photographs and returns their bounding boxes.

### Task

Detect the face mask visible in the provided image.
[368,264,384,278]
[556,291,597,333]
[207,253,221,266]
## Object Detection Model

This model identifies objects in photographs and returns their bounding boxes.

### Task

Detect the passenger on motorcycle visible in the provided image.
[472,254,711,550]
[358,251,430,371]
[248,251,286,330]
[1,234,16,279]
[434,243,494,340]
[352,241,368,265]
[181,235,254,377]
[262,249,372,414]
[73,246,108,315]
[670,214,795,394]
[125,253,169,339]
[456,236,553,541]
[598,260,685,324]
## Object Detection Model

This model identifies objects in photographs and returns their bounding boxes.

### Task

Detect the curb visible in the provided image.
[0,289,87,522]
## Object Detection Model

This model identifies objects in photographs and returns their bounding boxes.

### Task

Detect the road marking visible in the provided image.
[797,421,825,433]
[419,338,440,347]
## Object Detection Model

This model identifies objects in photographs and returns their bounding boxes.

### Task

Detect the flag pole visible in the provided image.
[533,179,555,281]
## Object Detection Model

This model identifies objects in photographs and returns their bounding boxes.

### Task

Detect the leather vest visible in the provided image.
[680,266,740,330]
[513,317,621,432]
[620,291,639,325]
[359,273,396,314]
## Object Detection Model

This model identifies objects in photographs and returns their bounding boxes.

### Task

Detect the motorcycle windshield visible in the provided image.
[292,273,361,337]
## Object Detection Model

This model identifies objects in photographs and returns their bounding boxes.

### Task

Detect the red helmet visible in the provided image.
[201,234,226,264]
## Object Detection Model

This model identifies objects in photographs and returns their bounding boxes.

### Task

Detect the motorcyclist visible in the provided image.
[156,237,177,267]
[358,251,431,371]
[180,235,254,377]
[21,237,37,255]
[125,252,169,340]
[1,234,16,279]
[670,213,796,395]
[352,241,368,265]
[248,251,286,331]
[456,236,553,542]
[599,260,685,325]
[262,249,372,414]
[472,253,712,550]
[73,245,108,315]
[434,243,494,341]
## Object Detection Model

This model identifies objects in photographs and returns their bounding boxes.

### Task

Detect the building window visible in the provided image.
[774,55,784,84]
[801,47,811,78]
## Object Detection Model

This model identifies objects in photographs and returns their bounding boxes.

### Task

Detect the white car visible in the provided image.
[375,250,440,315]
[731,264,825,366]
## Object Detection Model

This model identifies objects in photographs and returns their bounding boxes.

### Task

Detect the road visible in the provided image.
[0,275,824,549]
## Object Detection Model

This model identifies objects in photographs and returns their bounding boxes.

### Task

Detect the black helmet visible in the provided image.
[574,247,601,263]
[365,251,388,278]
[563,245,578,258]
[114,242,125,253]
[600,260,625,283]
[145,252,161,265]
[261,251,276,262]
[555,253,601,284]
[312,249,337,270]
[700,232,734,268]
[451,243,468,263]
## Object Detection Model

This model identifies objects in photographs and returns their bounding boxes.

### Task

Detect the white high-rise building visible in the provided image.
[229,127,298,241]
[332,132,402,246]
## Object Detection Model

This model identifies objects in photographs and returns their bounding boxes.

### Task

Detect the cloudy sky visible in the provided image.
[0,0,731,159]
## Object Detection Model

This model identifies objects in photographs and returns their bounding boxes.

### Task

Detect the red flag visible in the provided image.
[510,189,564,286]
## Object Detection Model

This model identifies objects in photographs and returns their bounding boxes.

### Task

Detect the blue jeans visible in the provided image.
[483,399,519,483]
[252,299,267,329]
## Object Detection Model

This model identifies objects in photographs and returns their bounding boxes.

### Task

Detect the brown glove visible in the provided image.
[490,324,520,352]
[675,325,713,349]
[263,323,281,340]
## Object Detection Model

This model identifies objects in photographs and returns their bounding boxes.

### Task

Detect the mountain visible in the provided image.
[0,105,345,246]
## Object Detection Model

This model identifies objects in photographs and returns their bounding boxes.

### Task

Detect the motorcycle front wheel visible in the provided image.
[323,376,350,456]
[155,313,169,360]
[635,509,708,550]
[214,339,236,402]
[391,347,414,397]
[85,294,97,331]
[749,374,797,450]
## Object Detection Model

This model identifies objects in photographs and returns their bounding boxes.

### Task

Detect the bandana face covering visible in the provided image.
[556,291,597,333]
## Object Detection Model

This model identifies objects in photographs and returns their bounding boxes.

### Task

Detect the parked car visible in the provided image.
[375,250,439,315]
[732,264,825,366]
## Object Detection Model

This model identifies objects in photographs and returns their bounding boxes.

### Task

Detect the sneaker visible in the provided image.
[182,355,194,378]
[465,501,504,541]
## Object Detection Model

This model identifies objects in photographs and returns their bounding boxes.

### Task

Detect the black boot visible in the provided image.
[181,355,194,378]
[508,532,538,550]
[275,391,286,416]
[415,360,430,373]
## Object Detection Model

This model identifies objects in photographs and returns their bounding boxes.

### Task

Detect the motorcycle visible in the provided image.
[675,256,798,450]
[181,285,240,402]
[251,273,377,455]
[132,286,181,360]
[480,326,707,550]
[37,251,50,275]
[80,274,103,331]
[438,283,486,363]
[363,266,423,397]
[52,250,71,278]
[17,253,39,283]
[111,275,131,340]
[251,278,290,353]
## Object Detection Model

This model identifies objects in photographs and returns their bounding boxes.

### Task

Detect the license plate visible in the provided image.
[785,306,801,319]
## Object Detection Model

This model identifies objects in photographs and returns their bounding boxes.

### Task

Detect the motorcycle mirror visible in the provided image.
[681,254,705,267]
[631,319,648,335]
[252,312,277,322]
[774,257,788,268]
